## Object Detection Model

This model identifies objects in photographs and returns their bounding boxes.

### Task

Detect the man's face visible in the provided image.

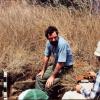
[48,32,58,46]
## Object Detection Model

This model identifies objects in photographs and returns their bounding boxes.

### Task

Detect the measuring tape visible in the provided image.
[3,71,8,100]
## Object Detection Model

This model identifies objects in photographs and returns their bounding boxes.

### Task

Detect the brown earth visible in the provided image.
[0,60,97,100]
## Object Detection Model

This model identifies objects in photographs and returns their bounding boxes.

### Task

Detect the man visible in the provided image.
[62,41,100,100]
[35,26,73,94]
[78,41,100,99]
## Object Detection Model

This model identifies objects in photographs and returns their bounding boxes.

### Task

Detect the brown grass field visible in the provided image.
[0,1,100,99]
[0,1,100,86]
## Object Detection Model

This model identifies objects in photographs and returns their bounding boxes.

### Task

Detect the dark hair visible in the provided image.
[45,26,58,38]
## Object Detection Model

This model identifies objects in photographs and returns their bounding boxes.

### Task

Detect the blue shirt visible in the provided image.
[80,70,100,99]
[44,36,73,66]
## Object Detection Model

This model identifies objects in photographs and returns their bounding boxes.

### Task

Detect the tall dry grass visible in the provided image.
[0,3,99,73]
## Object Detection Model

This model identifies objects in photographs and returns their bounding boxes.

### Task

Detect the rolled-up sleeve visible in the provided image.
[66,44,73,66]
[58,44,67,62]
[58,43,73,66]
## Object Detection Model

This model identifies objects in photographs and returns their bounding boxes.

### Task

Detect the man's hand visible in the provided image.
[45,75,55,88]
[37,70,44,79]
[76,84,82,93]
[88,71,96,77]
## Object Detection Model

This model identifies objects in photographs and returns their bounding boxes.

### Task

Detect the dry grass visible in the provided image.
[0,3,99,73]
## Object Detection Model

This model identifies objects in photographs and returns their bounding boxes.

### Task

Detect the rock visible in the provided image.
[10,79,35,97]
[8,96,18,100]
[10,87,21,96]
[13,79,35,91]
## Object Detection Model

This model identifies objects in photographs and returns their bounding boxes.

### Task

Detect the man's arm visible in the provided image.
[37,56,50,78]
[90,72,100,99]
[42,56,50,72]
[45,62,64,88]
[79,72,100,99]
[51,62,64,78]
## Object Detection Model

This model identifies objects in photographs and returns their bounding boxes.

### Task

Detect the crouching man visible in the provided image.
[62,41,100,100]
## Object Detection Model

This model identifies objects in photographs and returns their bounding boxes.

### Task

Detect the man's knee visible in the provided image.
[62,65,74,74]
[36,75,42,82]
